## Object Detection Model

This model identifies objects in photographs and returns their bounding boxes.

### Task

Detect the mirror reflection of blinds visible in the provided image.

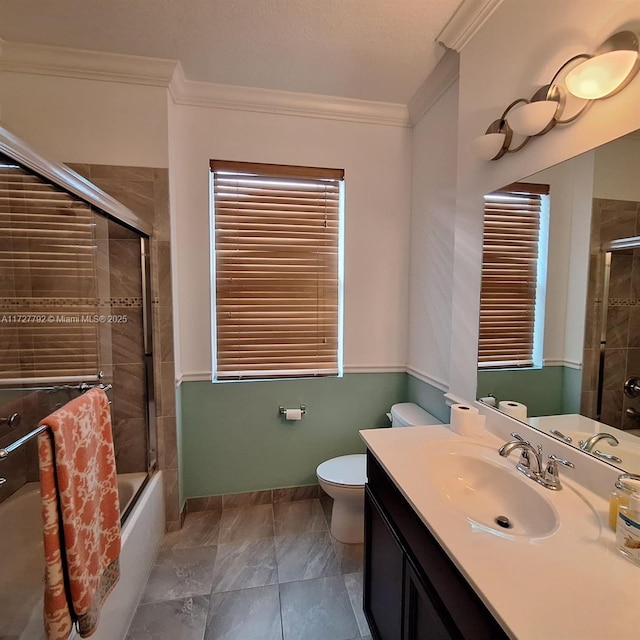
[210,160,343,380]
[478,182,549,369]
[0,159,100,380]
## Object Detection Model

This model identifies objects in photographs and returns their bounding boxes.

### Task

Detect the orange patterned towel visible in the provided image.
[38,387,121,639]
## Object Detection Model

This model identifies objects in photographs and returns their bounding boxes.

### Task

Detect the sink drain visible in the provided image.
[494,515,513,529]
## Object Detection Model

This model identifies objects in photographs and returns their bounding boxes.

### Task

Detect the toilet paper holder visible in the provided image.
[279,405,306,416]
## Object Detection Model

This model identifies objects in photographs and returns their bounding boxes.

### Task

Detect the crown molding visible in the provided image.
[168,64,410,127]
[0,39,410,127]
[408,49,459,125]
[437,0,505,52]
[0,39,178,87]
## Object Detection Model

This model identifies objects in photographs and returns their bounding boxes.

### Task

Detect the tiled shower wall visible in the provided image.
[582,197,640,430]
[67,164,180,530]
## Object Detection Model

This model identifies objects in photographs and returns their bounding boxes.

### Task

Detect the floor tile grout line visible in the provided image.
[135,498,364,639]
[342,573,365,638]
[277,583,286,640]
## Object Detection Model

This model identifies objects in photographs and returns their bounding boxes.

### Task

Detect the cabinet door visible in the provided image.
[364,487,404,640]
[403,559,457,640]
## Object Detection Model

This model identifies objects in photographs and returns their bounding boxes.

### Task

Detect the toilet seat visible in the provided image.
[316,454,366,487]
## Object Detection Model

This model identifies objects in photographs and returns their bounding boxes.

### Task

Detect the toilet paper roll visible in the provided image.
[284,408,303,421]
[498,400,528,420]
[480,396,497,407]
[450,404,484,437]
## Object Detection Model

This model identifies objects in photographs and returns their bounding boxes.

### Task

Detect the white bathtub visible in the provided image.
[0,471,165,640]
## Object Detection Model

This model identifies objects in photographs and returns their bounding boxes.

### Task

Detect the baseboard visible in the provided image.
[185,483,325,513]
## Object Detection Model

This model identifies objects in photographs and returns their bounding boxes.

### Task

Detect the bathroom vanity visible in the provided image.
[361,421,640,640]
[364,450,507,639]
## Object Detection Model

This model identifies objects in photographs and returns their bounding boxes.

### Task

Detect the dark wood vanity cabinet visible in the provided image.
[363,452,509,640]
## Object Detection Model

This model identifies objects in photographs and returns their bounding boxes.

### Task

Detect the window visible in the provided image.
[210,160,344,380]
[478,182,549,369]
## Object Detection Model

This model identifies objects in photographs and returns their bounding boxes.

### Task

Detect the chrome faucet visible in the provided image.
[499,433,574,490]
[578,432,619,452]
[498,434,543,479]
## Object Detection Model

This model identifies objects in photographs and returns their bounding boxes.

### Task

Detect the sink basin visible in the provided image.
[420,441,559,538]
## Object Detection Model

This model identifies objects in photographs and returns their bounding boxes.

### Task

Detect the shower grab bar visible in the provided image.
[45,382,113,394]
[0,373,102,386]
[0,383,112,460]
[0,424,49,459]
[0,381,112,394]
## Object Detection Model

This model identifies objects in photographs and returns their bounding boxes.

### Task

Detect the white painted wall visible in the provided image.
[0,72,168,167]
[407,79,458,390]
[448,0,640,401]
[522,151,595,368]
[169,103,412,379]
[0,64,412,381]
[594,134,640,200]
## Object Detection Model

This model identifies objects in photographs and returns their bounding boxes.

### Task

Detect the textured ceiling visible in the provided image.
[0,0,463,104]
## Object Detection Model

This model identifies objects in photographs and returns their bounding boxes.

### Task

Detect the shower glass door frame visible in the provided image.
[596,235,640,421]
[0,125,157,475]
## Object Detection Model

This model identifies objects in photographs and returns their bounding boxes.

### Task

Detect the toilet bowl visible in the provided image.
[316,402,441,544]
[317,454,367,543]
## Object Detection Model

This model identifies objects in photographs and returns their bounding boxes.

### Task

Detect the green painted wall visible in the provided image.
[406,375,450,423]
[175,384,185,510]
[180,372,407,498]
[476,365,581,417]
[561,366,583,414]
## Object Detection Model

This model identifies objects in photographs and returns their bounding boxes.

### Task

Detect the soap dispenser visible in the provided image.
[609,473,640,530]
[616,491,640,565]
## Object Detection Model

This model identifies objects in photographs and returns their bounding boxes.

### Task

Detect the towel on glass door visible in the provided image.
[38,387,121,639]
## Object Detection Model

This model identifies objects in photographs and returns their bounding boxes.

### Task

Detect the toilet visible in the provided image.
[316,402,441,543]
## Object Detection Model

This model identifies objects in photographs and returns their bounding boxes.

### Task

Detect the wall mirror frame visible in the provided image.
[476,127,640,475]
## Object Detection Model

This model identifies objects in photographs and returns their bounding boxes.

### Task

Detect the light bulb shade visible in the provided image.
[507,100,558,136]
[565,29,640,100]
[472,132,506,161]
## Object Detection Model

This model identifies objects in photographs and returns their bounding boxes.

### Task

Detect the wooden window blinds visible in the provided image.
[0,157,100,381]
[210,160,344,380]
[478,182,549,369]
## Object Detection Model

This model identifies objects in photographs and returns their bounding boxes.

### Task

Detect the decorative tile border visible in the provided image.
[593,298,640,307]
[608,298,640,307]
[0,296,143,309]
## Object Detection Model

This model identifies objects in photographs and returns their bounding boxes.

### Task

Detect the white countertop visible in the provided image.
[361,424,640,640]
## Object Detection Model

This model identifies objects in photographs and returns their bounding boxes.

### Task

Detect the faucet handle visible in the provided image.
[510,432,529,443]
[543,454,575,490]
[548,454,574,468]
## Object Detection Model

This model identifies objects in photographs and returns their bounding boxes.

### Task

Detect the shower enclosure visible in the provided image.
[0,147,157,637]
[581,196,640,433]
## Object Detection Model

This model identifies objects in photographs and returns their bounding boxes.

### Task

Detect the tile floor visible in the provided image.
[125,496,372,640]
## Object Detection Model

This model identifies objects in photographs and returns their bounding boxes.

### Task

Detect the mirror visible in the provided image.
[477,129,640,473]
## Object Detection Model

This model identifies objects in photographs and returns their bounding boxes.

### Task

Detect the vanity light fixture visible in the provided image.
[473,99,529,160]
[472,119,511,161]
[474,29,640,161]
[565,31,640,99]
[507,90,561,137]
[506,54,592,137]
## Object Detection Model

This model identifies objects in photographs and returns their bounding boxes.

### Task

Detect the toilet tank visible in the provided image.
[390,402,441,427]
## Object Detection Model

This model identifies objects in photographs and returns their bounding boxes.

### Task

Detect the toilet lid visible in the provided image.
[316,454,367,486]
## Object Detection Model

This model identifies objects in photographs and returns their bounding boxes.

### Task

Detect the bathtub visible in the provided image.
[0,471,165,640]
